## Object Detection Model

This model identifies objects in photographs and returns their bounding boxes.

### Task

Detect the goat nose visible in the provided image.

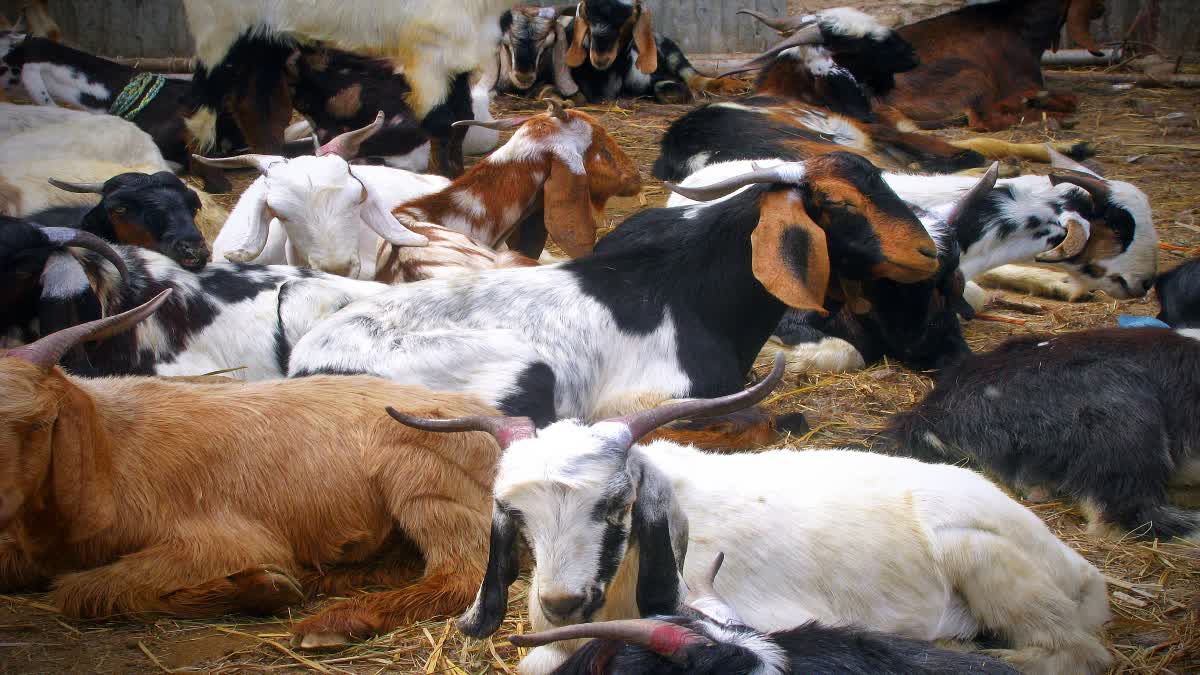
[540,592,586,619]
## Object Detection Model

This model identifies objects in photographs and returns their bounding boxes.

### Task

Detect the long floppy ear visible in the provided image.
[543,156,597,258]
[566,10,588,67]
[551,21,581,97]
[51,383,116,543]
[751,190,831,314]
[355,172,429,247]
[214,178,274,262]
[628,453,688,617]
[633,6,657,74]
[457,502,523,638]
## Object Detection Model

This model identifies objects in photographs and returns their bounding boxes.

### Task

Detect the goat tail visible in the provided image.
[1102,502,1200,542]
[658,36,743,97]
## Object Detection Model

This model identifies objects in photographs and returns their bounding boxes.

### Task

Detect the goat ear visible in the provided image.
[751,191,831,315]
[566,11,588,68]
[361,190,429,248]
[543,156,596,258]
[215,178,273,262]
[551,21,581,97]
[633,7,657,74]
[457,503,523,638]
[51,383,116,543]
[629,454,687,617]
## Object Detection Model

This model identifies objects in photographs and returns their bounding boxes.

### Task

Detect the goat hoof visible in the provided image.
[294,631,351,650]
[292,602,384,649]
[229,565,304,615]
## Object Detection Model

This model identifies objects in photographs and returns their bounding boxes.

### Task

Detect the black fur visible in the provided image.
[1156,258,1200,328]
[457,504,524,639]
[884,328,1200,540]
[553,615,1019,675]
[630,465,685,618]
[498,361,558,428]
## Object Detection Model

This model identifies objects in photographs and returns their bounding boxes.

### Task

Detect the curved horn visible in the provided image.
[1035,217,1089,262]
[945,162,999,227]
[1044,144,1104,178]
[664,165,800,202]
[6,289,172,370]
[545,97,569,121]
[452,115,532,132]
[685,552,745,626]
[384,408,536,450]
[606,353,785,446]
[718,22,824,78]
[508,619,708,663]
[1050,173,1111,205]
[737,8,812,35]
[309,132,321,155]
[47,178,105,194]
[39,227,129,280]
[316,111,385,160]
[190,153,284,175]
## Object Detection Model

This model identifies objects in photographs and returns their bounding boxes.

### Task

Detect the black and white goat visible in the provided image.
[560,0,740,103]
[1155,258,1200,329]
[0,36,244,192]
[495,5,584,104]
[182,0,509,174]
[381,358,1112,675]
[670,151,1159,372]
[288,153,939,446]
[510,554,1019,675]
[0,218,384,379]
[885,327,1200,541]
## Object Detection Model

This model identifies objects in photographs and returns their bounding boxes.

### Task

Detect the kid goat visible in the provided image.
[0,293,500,643]
[288,152,940,446]
[388,356,1112,675]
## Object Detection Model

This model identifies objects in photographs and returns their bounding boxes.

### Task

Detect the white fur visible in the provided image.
[813,7,892,39]
[495,428,1112,675]
[19,62,111,110]
[487,115,593,174]
[463,80,501,156]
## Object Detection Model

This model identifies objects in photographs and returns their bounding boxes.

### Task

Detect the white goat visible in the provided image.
[385,361,1112,675]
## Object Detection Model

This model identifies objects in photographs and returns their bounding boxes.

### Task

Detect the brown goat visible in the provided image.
[393,101,641,259]
[0,292,500,647]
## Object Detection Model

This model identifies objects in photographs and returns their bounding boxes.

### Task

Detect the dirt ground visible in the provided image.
[2,81,1199,673]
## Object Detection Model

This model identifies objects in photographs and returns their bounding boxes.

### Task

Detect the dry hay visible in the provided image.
[2,81,1199,673]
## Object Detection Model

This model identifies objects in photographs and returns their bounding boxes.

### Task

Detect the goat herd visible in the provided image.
[0,1,1197,673]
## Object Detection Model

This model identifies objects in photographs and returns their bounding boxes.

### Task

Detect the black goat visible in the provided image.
[0,36,244,193]
[32,172,210,271]
[1156,258,1200,328]
[511,554,1019,675]
[885,328,1200,541]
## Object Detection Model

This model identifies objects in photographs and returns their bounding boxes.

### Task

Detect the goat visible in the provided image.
[671,154,1159,372]
[0,293,500,643]
[1157,258,1200,328]
[495,5,584,105]
[386,357,1113,675]
[391,100,642,259]
[884,327,1200,541]
[0,219,384,379]
[511,554,1019,675]
[0,36,243,192]
[288,153,938,448]
[882,0,1106,130]
[0,104,229,238]
[181,0,510,170]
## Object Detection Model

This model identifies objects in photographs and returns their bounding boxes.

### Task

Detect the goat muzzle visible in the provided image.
[509,618,710,663]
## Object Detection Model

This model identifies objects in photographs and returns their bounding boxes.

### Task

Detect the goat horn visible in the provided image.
[509,619,708,663]
[684,552,745,626]
[736,8,811,35]
[1035,217,1089,262]
[6,289,171,371]
[605,353,785,447]
[452,115,532,131]
[47,178,105,194]
[664,165,800,202]
[945,162,999,227]
[1044,144,1104,178]
[39,227,129,280]
[1049,173,1111,205]
[317,111,385,161]
[190,153,284,175]
[545,97,569,121]
[309,132,321,155]
[718,22,824,78]
[384,408,537,450]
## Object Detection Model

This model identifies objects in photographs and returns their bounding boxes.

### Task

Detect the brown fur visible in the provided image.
[326,82,364,118]
[374,222,538,284]
[0,361,499,643]
[751,190,831,314]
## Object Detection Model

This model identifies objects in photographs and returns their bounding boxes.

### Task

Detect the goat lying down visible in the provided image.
[884,327,1200,542]
[287,153,939,447]
[0,293,500,643]
[386,356,1112,675]
[512,554,1018,674]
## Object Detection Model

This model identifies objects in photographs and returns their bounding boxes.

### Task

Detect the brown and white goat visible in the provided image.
[0,292,499,645]
[394,100,641,258]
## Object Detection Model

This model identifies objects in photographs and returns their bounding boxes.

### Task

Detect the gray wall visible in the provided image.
[4,0,1197,59]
